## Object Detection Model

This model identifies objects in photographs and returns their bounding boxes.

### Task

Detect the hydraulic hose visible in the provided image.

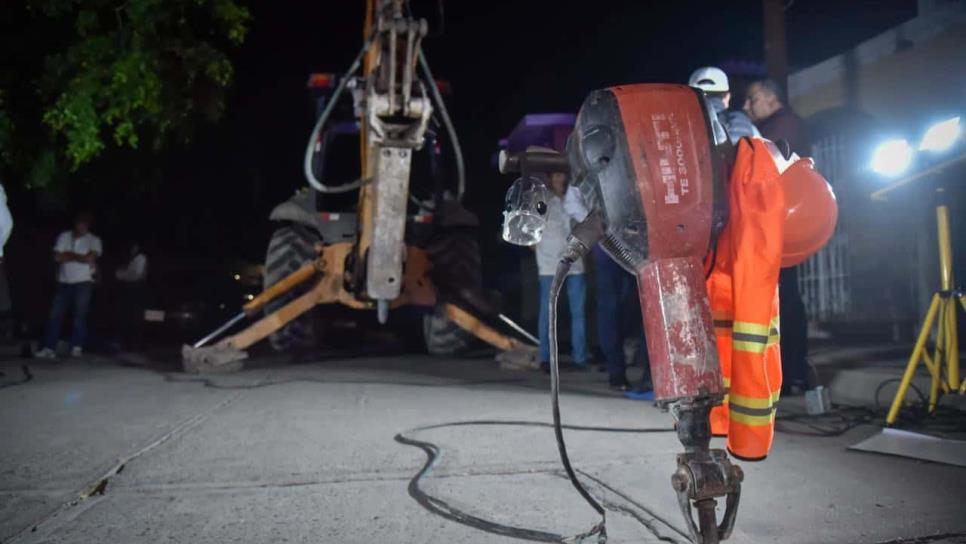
[303,35,375,193]
[417,47,466,202]
[547,211,607,540]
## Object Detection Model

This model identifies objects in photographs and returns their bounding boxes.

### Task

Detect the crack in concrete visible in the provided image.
[75,466,567,496]
[573,469,690,543]
[2,372,271,544]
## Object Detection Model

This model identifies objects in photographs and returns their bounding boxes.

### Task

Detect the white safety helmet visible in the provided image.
[688,66,729,93]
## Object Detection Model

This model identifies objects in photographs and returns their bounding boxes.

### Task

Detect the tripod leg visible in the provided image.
[888,293,941,425]
[921,350,940,384]
[933,301,952,396]
[929,300,947,413]
[947,296,960,389]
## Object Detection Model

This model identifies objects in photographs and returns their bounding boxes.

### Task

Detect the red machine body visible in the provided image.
[612,85,723,402]
[569,84,726,403]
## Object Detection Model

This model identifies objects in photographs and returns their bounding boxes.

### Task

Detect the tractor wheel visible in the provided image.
[263,225,321,352]
[423,306,475,356]
[423,231,484,356]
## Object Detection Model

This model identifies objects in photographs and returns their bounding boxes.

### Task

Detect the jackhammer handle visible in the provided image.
[498,150,571,175]
[242,259,320,315]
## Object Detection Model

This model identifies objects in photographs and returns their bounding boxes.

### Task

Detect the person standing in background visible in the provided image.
[744,78,811,394]
[35,212,102,359]
[744,78,810,155]
[0,183,13,340]
[535,167,590,373]
[114,241,148,350]
[688,66,760,144]
[592,244,651,392]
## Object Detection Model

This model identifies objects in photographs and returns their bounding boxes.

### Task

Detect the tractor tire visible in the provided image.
[423,306,475,356]
[263,225,321,352]
[423,230,484,356]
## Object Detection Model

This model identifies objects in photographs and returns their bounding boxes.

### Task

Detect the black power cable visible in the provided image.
[544,213,609,541]
[394,420,678,543]
[775,377,966,439]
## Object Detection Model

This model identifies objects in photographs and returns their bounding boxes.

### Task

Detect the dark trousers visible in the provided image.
[593,246,649,385]
[779,267,808,387]
[44,282,93,350]
[117,283,146,347]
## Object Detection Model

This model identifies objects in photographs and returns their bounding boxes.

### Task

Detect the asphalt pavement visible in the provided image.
[1,352,965,543]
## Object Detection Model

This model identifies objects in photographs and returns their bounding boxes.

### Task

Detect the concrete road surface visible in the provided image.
[1,353,965,543]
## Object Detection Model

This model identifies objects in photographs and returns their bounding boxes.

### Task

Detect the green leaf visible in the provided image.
[7,0,251,188]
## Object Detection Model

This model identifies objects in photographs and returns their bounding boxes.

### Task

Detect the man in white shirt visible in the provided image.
[35,213,102,359]
[535,171,589,372]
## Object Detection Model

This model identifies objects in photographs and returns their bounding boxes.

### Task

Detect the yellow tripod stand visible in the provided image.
[881,185,966,424]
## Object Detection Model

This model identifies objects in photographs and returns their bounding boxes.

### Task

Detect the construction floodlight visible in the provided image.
[871,138,914,177]
[919,116,962,153]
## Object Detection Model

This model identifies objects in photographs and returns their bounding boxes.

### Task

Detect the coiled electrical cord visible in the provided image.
[394,420,679,543]
[545,212,609,541]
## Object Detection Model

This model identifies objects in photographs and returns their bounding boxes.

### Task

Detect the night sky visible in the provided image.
[3,0,920,305]
[199,0,916,263]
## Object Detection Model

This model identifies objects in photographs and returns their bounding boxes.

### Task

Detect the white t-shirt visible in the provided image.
[0,184,12,257]
[535,188,586,276]
[116,253,147,283]
[54,231,103,284]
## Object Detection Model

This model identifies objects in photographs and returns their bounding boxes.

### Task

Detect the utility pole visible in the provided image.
[763,0,788,95]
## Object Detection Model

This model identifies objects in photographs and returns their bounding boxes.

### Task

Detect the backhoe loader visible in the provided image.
[182,0,533,373]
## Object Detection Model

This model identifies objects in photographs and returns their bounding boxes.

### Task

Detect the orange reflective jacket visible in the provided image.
[707,137,785,461]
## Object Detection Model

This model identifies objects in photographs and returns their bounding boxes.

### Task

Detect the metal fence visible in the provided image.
[798,133,851,321]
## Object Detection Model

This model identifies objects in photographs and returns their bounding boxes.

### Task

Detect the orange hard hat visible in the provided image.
[780,157,838,267]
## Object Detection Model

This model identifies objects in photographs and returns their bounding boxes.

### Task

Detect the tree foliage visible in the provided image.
[0,0,250,188]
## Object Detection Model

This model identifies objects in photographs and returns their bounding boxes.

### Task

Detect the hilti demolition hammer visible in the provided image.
[501,83,742,544]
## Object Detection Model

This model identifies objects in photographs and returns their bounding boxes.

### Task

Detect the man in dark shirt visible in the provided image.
[744,79,810,155]
[744,78,811,394]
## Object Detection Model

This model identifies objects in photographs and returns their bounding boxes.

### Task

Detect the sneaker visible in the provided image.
[35,347,57,360]
[70,346,83,358]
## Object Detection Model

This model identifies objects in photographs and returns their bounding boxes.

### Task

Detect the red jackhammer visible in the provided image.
[501,83,742,543]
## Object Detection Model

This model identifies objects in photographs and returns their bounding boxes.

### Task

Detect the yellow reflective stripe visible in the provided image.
[768,315,781,345]
[729,392,774,410]
[729,410,776,426]
[733,321,770,336]
[733,340,767,354]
